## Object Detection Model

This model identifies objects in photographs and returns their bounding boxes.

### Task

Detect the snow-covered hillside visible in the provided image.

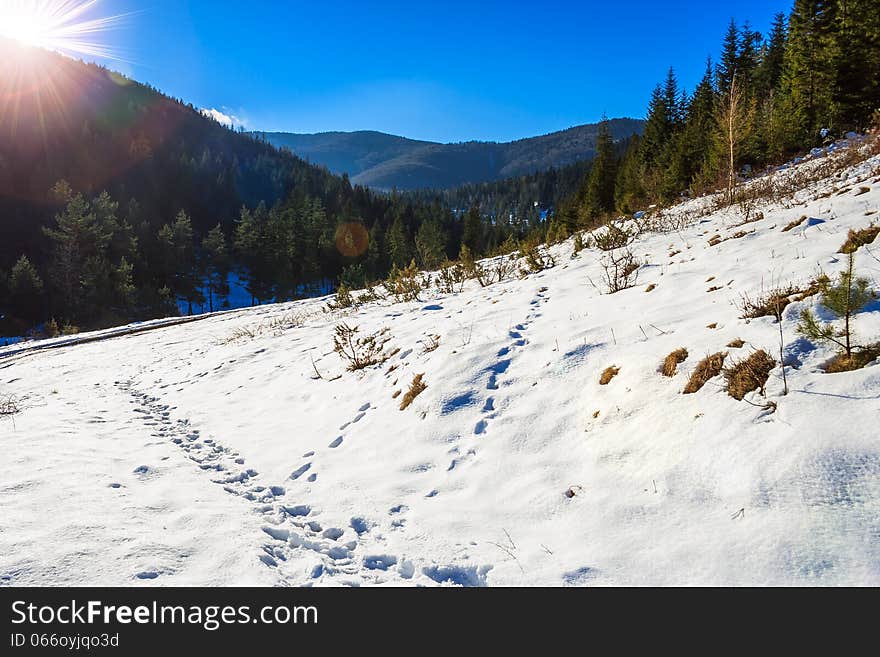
[2,144,880,587]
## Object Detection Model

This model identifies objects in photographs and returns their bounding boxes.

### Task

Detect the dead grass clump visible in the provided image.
[0,394,21,416]
[781,216,807,232]
[599,366,619,385]
[661,348,688,377]
[839,225,880,254]
[737,284,804,322]
[399,374,427,410]
[825,343,880,373]
[683,352,727,394]
[420,334,441,354]
[723,350,776,400]
[727,338,745,348]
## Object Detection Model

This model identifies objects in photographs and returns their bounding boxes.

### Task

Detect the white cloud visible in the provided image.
[200,108,246,129]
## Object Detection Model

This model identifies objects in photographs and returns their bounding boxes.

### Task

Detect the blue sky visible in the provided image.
[91,0,792,142]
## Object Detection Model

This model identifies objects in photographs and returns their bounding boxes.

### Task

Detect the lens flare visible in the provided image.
[0,0,129,61]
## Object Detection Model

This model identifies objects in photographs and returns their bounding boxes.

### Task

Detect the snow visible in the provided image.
[2,145,880,586]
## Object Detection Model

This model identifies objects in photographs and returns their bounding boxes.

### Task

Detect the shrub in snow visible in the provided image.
[682,352,727,394]
[386,260,425,302]
[521,246,555,275]
[599,248,640,294]
[0,394,20,416]
[435,259,466,294]
[723,350,776,400]
[327,284,355,310]
[593,222,633,252]
[333,323,392,371]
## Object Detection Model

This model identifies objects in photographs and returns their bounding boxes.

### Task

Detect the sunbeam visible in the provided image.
[0,0,130,61]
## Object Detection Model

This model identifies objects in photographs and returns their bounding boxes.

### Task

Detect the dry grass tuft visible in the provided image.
[781,216,807,232]
[825,343,880,373]
[723,350,776,400]
[839,225,880,254]
[399,374,427,410]
[683,352,727,394]
[727,338,745,348]
[661,348,688,377]
[737,283,819,322]
[599,366,619,385]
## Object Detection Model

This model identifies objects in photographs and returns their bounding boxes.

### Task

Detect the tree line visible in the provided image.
[554,0,880,234]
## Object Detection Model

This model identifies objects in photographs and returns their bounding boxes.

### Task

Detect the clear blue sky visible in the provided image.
[90,0,792,142]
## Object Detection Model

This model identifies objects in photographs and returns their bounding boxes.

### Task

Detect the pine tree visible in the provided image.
[43,184,121,322]
[7,255,44,322]
[158,210,202,314]
[388,211,414,268]
[678,59,719,193]
[461,205,483,255]
[779,0,838,145]
[202,223,229,312]
[580,116,618,222]
[415,219,447,270]
[756,13,788,97]
[798,252,873,362]
[614,135,646,213]
[717,19,740,94]
[833,0,880,130]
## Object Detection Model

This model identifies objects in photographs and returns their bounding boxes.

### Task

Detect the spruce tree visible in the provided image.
[461,205,483,255]
[202,223,230,312]
[581,116,618,222]
[779,0,838,145]
[8,255,44,322]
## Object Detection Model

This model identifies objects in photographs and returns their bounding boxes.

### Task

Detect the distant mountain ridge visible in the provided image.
[257,118,644,190]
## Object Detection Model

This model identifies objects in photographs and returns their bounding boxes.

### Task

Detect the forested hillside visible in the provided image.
[259,119,643,190]
[553,0,880,235]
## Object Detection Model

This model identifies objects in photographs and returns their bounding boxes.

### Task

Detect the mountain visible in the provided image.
[3,139,879,585]
[257,118,644,190]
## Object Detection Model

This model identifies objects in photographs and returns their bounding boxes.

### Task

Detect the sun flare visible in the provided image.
[0,0,128,60]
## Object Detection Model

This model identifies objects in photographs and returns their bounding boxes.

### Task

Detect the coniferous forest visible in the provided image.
[1,0,879,337]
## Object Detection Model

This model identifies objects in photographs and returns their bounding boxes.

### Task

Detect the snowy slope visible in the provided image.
[2,144,880,587]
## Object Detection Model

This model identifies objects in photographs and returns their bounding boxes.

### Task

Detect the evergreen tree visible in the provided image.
[387,211,414,268]
[202,223,230,312]
[833,0,880,130]
[415,219,447,270]
[7,255,44,322]
[717,19,740,93]
[614,135,645,213]
[43,183,124,322]
[779,0,838,145]
[159,210,202,314]
[461,205,483,255]
[580,116,618,222]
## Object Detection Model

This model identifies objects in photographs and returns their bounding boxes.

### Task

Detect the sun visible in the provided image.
[0,0,128,60]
